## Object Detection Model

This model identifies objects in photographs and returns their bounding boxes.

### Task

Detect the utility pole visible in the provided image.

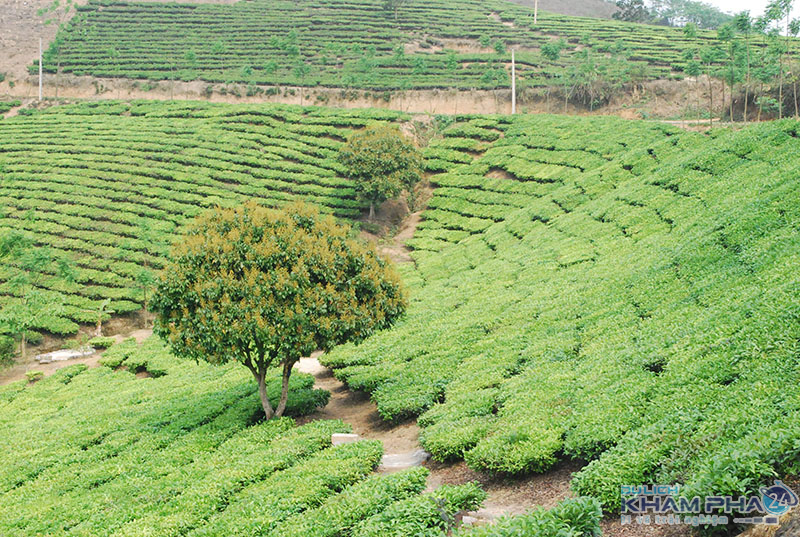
[534,0,539,24]
[39,38,43,101]
[511,48,516,114]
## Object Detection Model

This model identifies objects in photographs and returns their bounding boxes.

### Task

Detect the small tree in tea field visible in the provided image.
[383,0,411,21]
[338,125,423,219]
[38,0,75,98]
[135,268,157,327]
[151,202,407,419]
[0,231,74,360]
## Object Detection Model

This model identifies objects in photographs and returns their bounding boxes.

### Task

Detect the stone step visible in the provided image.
[35,347,95,364]
[378,449,431,472]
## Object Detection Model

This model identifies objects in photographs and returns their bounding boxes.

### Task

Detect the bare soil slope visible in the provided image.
[0,0,235,83]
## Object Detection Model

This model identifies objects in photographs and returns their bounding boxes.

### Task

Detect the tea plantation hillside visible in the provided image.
[322,116,800,511]
[0,102,421,334]
[38,0,785,91]
[0,337,504,537]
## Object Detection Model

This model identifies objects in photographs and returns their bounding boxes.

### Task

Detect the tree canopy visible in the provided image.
[613,0,651,23]
[651,0,732,29]
[338,124,423,220]
[152,201,407,419]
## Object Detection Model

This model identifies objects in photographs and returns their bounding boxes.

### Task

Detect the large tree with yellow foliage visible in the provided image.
[152,201,407,419]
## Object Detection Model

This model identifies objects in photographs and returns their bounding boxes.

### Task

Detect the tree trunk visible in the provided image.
[20,333,27,361]
[744,35,750,124]
[794,78,798,119]
[369,202,375,221]
[744,83,749,124]
[693,79,698,123]
[708,74,714,128]
[758,82,763,122]
[780,16,788,120]
[274,361,294,417]
[95,316,103,338]
[253,367,274,420]
[730,80,733,123]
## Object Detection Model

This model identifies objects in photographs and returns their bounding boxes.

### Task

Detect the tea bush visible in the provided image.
[323,116,800,514]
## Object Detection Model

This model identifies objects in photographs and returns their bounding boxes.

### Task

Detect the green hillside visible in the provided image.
[321,116,800,510]
[37,0,765,92]
[0,337,496,537]
[0,102,411,334]
[2,100,799,531]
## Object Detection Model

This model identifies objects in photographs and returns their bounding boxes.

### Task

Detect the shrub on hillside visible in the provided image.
[89,336,115,349]
[456,496,602,537]
[0,335,14,365]
[353,482,487,537]
[25,370,44,383]
[99,337,138,368]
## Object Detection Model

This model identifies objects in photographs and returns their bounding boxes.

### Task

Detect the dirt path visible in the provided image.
[377,211,422,264]
[296,354,577,518]
[295,354,697,535]
[295,354,420,453]
[426,459,581,516]
[0,328,152,386]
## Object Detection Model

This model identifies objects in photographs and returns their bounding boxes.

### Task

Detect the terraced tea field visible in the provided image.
[0,337,494,537]
[37,0,780,91]
[2,99,800,534]
[0,102,416,334]
[322,116,800,511]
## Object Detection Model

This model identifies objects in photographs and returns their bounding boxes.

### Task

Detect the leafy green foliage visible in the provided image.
[323,116,800,517]
[36,0,794,91]
[24,370,44,382]
[97,336,137,368]
[88,335,115,348]
[0,335,14,365]
[613,0,652,23]
[0,102,420,334]
[353,482,486,537]
[272,467,430,537]
[338,125,423,217]
[0,336,499,536]
[651,0,733,29]
[0,231,76,358]
[456,496,602,537]
[0,100,21,115]
[152,201,406,418]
